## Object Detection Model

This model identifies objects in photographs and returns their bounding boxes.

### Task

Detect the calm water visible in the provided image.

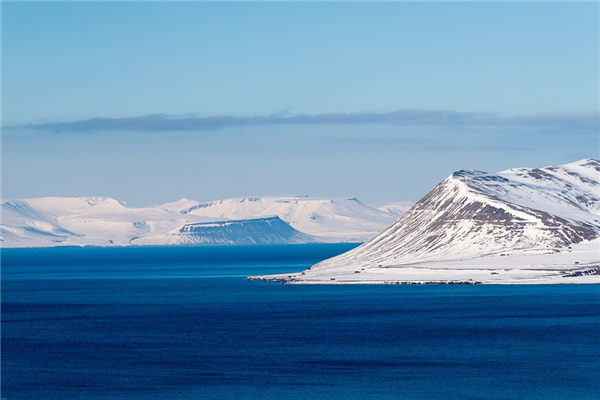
[2,244,599,400]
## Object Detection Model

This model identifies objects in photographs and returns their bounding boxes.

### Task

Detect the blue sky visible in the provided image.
[2,2,598,205]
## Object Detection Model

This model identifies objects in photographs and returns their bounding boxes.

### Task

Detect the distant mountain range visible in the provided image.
[0,196,411,248]
[251,159,600,284]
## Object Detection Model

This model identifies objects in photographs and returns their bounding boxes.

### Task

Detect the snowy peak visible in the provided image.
[23,196,128,213]
[448,159,600,221]
[376,202,413,218]
[560,158,600,172]
[390,160,600,257]
[253,159,600,284]
[158,198,199,213]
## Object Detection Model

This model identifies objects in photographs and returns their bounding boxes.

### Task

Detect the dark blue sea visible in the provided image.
[2,244,599,400]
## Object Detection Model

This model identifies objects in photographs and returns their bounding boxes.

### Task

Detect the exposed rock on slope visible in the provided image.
[251,159,600,284]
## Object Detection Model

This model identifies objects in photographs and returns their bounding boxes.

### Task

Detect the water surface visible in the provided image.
[2,244,599,399]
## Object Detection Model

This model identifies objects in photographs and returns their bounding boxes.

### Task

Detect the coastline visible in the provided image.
[248,265,600,285]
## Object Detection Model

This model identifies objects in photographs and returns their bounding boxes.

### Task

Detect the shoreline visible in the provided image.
[248,265,600,285]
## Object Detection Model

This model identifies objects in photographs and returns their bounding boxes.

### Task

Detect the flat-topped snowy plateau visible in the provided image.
[1,196,408,248]
[250,159,600,284]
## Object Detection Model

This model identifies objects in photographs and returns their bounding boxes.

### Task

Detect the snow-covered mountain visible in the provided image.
[173,196,399,241]
[0,196,407,248]
[375,202,413,218]
[251,159,600,284]
[134,217,314,246]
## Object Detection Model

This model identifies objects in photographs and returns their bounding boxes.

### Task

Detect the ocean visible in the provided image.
[2,244,599,400]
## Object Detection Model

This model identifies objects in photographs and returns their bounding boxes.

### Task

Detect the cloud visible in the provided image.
[7,110,599,133]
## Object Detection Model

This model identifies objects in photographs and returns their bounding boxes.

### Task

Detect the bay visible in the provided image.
[2,244,599,400]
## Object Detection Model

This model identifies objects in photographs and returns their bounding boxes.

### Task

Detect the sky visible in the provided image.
[2,1,599,205]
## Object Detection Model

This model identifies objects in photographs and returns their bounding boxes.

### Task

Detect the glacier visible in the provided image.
[250,159,600,284]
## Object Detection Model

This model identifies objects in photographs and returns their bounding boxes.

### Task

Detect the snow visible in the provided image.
[0,195,404,248]
[134,217,314,246]
[178,196,401,241]
[251,159,600,284]
[376,202,413,218]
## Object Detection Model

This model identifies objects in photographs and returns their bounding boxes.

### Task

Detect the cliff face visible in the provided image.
[172,217,315,245]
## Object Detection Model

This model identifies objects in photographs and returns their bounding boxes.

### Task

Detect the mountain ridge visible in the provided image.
[250,159,600,284]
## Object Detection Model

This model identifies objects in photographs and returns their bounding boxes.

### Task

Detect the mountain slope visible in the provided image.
[251,159,600,284]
